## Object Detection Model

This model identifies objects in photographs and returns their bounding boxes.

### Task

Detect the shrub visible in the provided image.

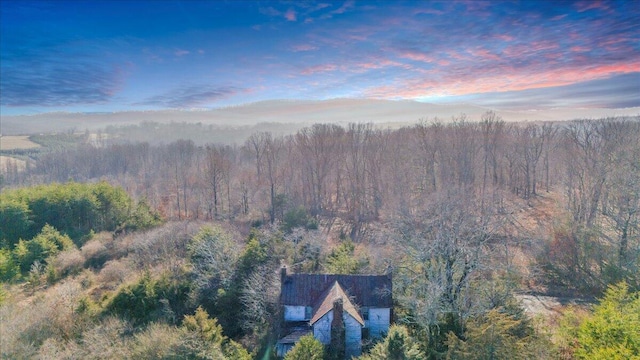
[284,334,324,360]
[81,238,109,268]
[99,260,132,287]
[12,224,75,275]
[360,325,424,360]
[562,282,640,359]
[324,239,369,274]
[104,271,191,326]
[282,206,317,233]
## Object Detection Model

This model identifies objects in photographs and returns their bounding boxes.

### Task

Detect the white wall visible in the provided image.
[284,305,307,321]
[313,310,333,344]
[344,313,363,358]
[368,308,390,339]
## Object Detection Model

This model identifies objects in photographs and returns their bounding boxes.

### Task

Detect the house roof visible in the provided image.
[310,281,365,326]
[280,272,392,308]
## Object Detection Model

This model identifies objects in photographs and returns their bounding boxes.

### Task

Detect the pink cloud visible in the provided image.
[399,51,436,63]
[285,8,297,21]
[357,59,406,71]
[575,0,610,13]
[468,48,501,61]
[174,49,190,57]
[363,61,640,100]
[570,46,589,52]
[495,34,514,42]
[301,64,338,75]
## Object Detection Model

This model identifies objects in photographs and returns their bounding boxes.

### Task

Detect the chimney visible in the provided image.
[330,298,345,358]
[332,298,344,326]
[280,265,288,284]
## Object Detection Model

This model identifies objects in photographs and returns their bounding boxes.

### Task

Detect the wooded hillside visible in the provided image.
[1,115,638,359]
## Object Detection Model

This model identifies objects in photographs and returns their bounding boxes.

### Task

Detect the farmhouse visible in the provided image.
[277,267,392,358]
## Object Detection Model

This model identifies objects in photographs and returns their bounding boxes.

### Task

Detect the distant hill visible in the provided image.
[2,99,639,135]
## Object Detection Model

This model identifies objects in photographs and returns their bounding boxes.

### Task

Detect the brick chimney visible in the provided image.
[330,298,345,358]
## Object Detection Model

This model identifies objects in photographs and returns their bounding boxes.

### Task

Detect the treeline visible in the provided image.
[0,182,161,282]
[5,115,639,293]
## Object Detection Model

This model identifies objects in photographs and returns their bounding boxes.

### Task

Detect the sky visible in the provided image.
[1,0,639,115]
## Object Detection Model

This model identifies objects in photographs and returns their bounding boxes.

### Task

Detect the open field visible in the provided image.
[0,155,27,172]
[0,135,41,150]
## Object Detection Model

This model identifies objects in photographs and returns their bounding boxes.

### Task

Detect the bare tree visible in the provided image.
[393,191,498,327]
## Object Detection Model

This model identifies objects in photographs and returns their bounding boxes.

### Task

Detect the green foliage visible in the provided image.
[188,225,238,294]
[0,181,160,248]
[0,248,19,282]
[0,200,32,248]
[181,307,251,360]
[12,224,74,274]
[284,334,324,360]
[202,228,287,339]
[104,271,192,326]
[324,239,369,274]
[446,309,546,360]
[564,282,640,359]
[360,325,425,360]
[125,197,163,231]
[282,206,318,233]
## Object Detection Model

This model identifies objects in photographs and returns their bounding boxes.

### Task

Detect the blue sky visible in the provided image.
[1,0,638,115]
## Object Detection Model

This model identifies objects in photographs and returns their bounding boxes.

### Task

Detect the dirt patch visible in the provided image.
[0,135,41,150]
[516,293,593,317]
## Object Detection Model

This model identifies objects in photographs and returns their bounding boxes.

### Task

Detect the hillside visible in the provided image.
[1,117,639,359]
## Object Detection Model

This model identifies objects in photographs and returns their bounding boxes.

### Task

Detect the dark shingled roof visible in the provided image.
[310,281,365,325]
[280,272,392,308]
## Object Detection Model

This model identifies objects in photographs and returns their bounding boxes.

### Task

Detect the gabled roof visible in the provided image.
[310,281,365,326]
[280,273,392,308]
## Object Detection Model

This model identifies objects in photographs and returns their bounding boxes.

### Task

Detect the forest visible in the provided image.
[1,114,639,359]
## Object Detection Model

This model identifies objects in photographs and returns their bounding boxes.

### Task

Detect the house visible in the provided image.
[277,267,392,358]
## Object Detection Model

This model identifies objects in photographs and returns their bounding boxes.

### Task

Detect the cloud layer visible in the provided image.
[1,0,638,114]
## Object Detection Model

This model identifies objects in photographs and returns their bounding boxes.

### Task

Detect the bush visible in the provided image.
[360,325,424,360]
[284,334,324,360]
[0,249,19,282]
[12,224,75,275]
[446,309,552,360]
[324,239,369,274]
[560,282,640,359]
[282,206,317,233]
[104,271,192,325]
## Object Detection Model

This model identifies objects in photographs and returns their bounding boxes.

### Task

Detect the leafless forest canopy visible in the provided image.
[4,115,639,239]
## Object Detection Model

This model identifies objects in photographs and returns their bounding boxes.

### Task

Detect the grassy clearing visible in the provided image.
[0,136,41,150]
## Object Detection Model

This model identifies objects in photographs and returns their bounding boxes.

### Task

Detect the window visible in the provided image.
[361,307,369,321]
[305,306,312,320]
